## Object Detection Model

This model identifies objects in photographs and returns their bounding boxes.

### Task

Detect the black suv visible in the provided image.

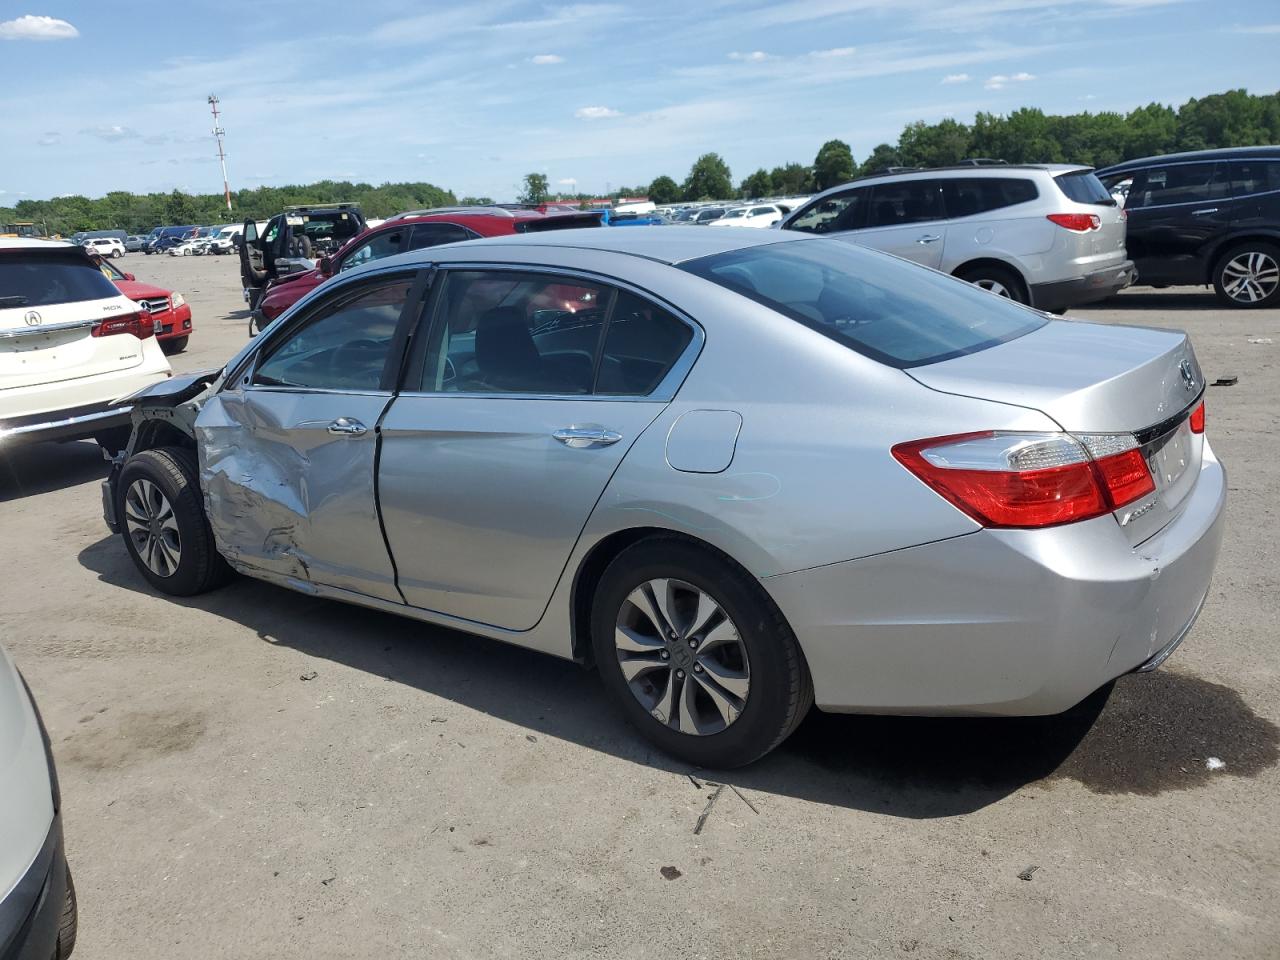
[238,203,367,310]
[1097,147,1280,308]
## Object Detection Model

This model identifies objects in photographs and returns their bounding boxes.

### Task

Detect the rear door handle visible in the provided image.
[917,234,942,244]
[1192,207,1219,216]
[327,417,368,437]
[553,426,622,448]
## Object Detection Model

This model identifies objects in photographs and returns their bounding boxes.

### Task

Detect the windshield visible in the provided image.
[0,251,120,308]
[680,239,1048,368]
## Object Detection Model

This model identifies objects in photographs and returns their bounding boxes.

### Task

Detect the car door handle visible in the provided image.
[1192,207,1219,216]
[327,417,368,437]
[553,427,623,448]
[917,234,942,244]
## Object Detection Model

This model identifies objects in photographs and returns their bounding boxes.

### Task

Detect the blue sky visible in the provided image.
[1,0,1277,203]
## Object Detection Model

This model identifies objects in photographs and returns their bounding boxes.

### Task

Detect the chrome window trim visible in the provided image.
[396,260,705,404]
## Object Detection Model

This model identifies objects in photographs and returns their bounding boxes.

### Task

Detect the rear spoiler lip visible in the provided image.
[515,212,605,233]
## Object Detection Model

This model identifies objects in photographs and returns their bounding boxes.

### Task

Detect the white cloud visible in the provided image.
[530,53,564,64]
[557,177,577,185]
[81,125,139,142]
[728,50,773,61]
[36,131,60,146]
[1229,22,1280,33]
[574,105,621,119]
[941,72,970,84]
[810,46,856,58]
[0,15,78,41]
[984,71,1035,90]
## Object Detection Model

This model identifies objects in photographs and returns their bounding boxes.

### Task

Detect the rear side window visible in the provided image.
[0,251,120,307]
[867,181,945,226]
[787,189,867,234]
[597,291,693,395]
[409,222,477,249]
[1229,160,1280,196]
[681,239,1047,368]
[942,178,1038,217]
[1054,171,1116,206]
[1126,163,1227,209]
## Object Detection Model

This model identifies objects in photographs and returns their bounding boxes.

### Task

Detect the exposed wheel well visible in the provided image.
[951,258,1029,300]
[570,527,761,666]
[131,419,196,456]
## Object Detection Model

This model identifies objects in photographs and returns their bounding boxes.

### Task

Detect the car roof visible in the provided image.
[409,224,809,266]
[0,238,77,252]
[1096,145,1280,174]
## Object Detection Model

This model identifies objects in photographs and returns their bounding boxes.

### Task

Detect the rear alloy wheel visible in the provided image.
[1213,242,1280,308]
[592,539,812,767]
[957,264,1027,304]
[117,447,232,596]
[111,249,122,259]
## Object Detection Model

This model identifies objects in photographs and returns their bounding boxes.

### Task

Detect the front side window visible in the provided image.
[786,189,867,234]
[340,229,409,272]
[867,180,945,227]
[681,239,1047,368]
[253,278,412,391]
[1127,162,1227,209]
[420,271,610,395]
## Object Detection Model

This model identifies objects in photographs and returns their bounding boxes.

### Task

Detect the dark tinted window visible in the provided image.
[409,222,477,249]
[0,251,120,307]
[254,279,411,390]
[681,240,1047,368]
[786,189,867,234]
[339,229,410,272]
[867,181,945,226]
[1127,163,1226,209]
[420,271,609,394]
[1229,160,1280,196]
[1053,171,1115,205]
[942,178,1039,217]
[597,292,694,395]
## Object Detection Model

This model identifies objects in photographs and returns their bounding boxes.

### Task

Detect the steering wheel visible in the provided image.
[328,339,385,379]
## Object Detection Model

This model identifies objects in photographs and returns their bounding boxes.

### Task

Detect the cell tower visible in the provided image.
[208,94,232,213]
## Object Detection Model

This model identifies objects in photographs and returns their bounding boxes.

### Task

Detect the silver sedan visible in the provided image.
[103,227,1226,767]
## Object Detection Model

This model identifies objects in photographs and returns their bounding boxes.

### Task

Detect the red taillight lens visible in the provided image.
[1189,401,1205,434]
[893,430,1155,529]
[92,311,154,340]
[1046,213,1101,232]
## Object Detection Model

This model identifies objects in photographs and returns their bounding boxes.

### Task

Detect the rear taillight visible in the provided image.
[1189,400,1205,434]
[92,311,154,340]
[892,431,1155,529]
[1046,213,1101,232]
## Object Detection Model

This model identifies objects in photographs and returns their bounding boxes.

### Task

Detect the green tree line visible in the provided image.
[2,179,455,238]
[650,87,1279,203]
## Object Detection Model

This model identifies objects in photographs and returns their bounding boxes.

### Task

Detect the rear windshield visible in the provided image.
[680,239,1048,368]
[0,250,120,308]
[1055,171,1116,206]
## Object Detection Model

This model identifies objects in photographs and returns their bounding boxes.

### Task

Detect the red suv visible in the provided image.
[253,207,602,329]
[94,254,194,354]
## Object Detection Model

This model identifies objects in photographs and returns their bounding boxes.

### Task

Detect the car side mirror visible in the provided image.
[318,256,333,277]
[124,272,136,281]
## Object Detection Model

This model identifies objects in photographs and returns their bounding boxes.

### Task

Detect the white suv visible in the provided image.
[709,204,785,228]
[82,237,125,259]
[779,164,1135,312]
[0,240,171,451]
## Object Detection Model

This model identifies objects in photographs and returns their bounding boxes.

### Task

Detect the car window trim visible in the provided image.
[236,266,426,395]
[396,261,704,403]
[1119,161,1231,211]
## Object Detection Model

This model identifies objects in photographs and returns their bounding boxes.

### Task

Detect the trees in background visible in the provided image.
[682,153,734,201]
[812,140,856,191]
[647,175,681,204]
[519,172,550,204]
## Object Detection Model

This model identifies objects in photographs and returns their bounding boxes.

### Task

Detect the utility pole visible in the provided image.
[208,94,232,213]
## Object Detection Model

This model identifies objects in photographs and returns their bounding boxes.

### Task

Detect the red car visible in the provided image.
[253,207,601,328]
[95,256,194,354]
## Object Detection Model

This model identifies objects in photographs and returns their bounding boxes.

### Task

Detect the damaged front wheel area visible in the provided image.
[117,446,233,596]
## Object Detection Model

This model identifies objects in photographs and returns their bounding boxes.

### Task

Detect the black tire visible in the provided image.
[1212,241,1280,308]
[182,248,191,256]
[116,446,232,596]
[956,263,1028,304]
[58,867,77,959]
[591,538,813,768]
[111,249,122,259]
[161,335,189,355]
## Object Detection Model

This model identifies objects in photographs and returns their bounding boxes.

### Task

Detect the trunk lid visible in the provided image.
[909,319,1205,542]
[1,295,147,392]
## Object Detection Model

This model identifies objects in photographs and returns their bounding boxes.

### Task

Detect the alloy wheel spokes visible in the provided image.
[1224,252,1279,303]
[125,478,182,578]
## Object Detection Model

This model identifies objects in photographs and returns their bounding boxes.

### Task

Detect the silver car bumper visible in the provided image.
[765,444,1227,716]
[0,403,132,447]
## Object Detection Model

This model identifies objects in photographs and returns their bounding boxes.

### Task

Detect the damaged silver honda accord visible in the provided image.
[103,228,1225,767]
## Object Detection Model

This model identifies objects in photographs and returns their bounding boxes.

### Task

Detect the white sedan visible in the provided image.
[708,204,785,228]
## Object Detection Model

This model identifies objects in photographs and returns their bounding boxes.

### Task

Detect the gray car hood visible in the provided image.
[0,646,54,901]
[907,319,1202,434]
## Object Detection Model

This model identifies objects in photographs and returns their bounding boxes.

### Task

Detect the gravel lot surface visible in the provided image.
[2,251,1277,959]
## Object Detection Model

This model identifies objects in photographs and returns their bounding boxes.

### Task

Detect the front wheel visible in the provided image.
[1213,242,1280,308]
[117,446,232,596]
[591,539,813,767]
[111,249,122,258]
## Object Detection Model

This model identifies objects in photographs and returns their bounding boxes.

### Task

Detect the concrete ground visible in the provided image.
[2,251,1277,959]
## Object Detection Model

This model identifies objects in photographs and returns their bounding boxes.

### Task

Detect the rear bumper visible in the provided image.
[766,444,1226,715]
[1030,259,1136,312]
[0,816,67,960]
[0,401,131,446]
